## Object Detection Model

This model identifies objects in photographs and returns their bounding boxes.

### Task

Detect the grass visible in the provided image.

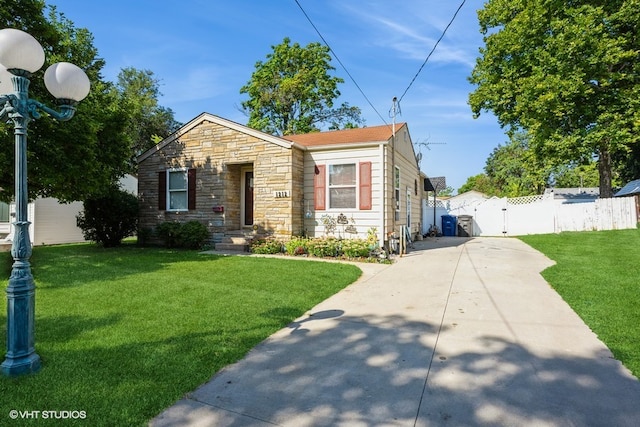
[519,228,640,378]
[0,243,362,426]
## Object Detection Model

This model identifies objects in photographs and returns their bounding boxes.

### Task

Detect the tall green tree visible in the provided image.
[240,37,363,135]
[469,0,640,197]
[458,174,497,196]
[484,132,549,197]
[0,2,132,202]
[551,162,600,188]
[116,67,181,166]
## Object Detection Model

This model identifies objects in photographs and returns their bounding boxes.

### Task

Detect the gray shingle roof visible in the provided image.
[615,179,640,197]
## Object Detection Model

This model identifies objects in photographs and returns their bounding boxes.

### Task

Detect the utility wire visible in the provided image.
[293,0,389,126]
[398,0,466,103]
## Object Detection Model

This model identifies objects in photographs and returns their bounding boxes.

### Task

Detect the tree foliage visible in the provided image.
[240,37,363,135]
[116,67,181,167]
[484,133,549,197]
[0,2,132,202]
[0,2,180,200]
[460,132,600,196]
[469,0,640,197]
[458,173,497,196]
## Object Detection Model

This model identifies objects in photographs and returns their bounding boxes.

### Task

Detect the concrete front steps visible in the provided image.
[214,230,255,252]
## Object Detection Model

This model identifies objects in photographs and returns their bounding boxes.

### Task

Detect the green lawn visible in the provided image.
[0,243,362,426]
[520,229,640,378]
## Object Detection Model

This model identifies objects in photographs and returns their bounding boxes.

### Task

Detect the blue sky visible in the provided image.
[47,0,508,192]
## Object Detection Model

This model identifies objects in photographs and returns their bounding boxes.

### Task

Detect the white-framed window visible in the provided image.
[329,163,357,209]
[167,168,188,211]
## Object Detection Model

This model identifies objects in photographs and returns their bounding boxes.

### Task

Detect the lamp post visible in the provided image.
[0,29,90,377]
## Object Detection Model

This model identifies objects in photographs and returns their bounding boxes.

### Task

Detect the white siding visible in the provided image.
[304,146,383,240]
[32,198,87,245]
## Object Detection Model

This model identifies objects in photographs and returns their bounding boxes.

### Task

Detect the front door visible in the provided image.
[242,169,254,226]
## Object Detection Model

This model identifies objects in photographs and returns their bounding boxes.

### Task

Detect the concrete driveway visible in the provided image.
[151,237,640,426]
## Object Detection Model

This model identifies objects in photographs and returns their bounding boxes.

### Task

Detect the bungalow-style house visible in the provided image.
[137,113,423,249]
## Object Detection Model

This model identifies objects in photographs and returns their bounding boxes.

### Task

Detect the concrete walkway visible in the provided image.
[151,237,640,426]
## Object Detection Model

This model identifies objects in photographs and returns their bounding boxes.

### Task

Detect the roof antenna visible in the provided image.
[390,96,401,137]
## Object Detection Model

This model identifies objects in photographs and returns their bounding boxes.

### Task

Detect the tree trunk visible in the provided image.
[598,146,614,198]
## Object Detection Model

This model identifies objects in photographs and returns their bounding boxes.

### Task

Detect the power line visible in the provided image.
[293,0,389,126]
[398,0,467,103]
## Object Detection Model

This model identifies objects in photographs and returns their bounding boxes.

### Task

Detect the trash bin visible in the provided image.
[457,215,473,237]
[441,215,457,237]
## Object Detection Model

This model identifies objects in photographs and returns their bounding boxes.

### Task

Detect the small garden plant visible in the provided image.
[250,228,388,263]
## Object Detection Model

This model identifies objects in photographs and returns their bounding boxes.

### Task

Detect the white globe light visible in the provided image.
[0,63,13,95]
[44,62,91,102]
[0,28,45,73]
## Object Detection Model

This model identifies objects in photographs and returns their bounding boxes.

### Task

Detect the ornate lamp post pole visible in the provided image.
[0,29,90,376]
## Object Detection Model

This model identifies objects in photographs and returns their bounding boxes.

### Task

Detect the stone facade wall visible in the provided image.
[138,119,301,244]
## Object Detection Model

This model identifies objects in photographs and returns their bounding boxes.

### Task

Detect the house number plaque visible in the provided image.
[274,191,290,198]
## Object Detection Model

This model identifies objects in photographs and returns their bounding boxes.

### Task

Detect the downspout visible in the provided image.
[391,97,398,240]
[379,142,385,246]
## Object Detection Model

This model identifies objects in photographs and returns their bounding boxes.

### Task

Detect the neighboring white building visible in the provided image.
[1,175,137,246]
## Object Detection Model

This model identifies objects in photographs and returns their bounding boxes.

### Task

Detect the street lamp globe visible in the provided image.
[0,28,45,74]
[44,62,91,102]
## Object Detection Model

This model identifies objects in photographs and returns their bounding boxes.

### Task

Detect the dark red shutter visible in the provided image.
[188,168,196,210]
[359,162,372,210]
[158,171,166,210]
[314,165,326,210]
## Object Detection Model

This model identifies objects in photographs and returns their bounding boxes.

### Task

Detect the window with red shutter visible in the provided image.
[359,162,372,210]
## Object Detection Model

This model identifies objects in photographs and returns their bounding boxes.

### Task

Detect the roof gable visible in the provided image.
[137,113,299,163]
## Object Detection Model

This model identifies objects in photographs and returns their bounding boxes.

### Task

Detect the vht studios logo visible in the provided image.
[9,410,87,420]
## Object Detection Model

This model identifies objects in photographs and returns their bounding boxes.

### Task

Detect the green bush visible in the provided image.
[177,221,210,249]
[76,186,139,247]
[285,237,308,255]
[156,221,210,249]
[307,237,340,257]
[341,238,371,258]
[156,222,182,248]
[250,238,284,254]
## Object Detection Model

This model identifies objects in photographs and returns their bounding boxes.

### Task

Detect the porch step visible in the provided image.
[214,242,250,252]
[214,231,254,252]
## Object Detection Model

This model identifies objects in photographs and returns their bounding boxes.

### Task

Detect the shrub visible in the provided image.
[176,221,210,249]
[285,237,308,255]
[307,237,340,257]
[156,221,210,249]
[250,238,284,254]
[341,238,371,258]
[156,222,182,248]
[76,187,139,248]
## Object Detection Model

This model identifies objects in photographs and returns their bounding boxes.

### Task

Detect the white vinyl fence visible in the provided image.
[422,194,638,237]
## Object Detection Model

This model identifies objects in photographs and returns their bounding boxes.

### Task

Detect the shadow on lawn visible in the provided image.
[150,309,640,427]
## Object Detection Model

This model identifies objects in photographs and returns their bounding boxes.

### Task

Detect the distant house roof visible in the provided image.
[449,190,488,201]
[544,187,599,200]
[615,179,640,197]
[283,123,403,147]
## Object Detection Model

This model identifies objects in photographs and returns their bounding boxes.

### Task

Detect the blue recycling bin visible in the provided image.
[441,215,458,237]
